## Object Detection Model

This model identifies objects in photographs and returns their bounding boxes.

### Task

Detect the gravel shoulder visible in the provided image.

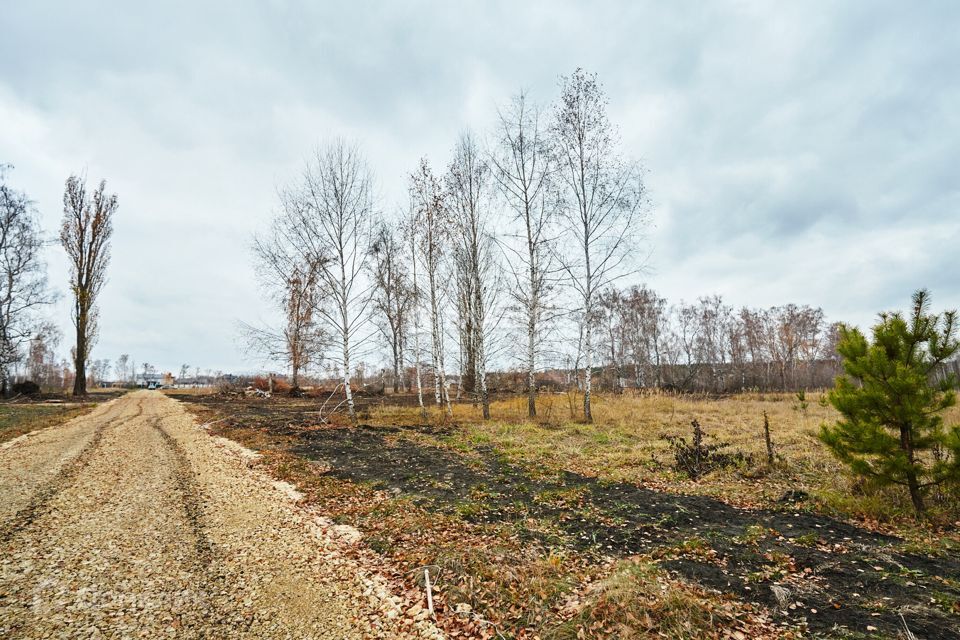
[0,390,438,639]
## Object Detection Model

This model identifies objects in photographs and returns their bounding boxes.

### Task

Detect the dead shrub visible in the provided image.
[665,419,752,480]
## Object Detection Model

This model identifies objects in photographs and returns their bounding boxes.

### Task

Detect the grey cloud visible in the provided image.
[1,0,958,372]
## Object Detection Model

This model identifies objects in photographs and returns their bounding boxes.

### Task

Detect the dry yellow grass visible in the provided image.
[371,390,960,529]
[185,396,792,639]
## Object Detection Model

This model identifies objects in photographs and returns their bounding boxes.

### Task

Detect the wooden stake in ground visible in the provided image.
[424,568,434,615]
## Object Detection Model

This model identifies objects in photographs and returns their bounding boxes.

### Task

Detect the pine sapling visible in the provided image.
[819,289,960,516]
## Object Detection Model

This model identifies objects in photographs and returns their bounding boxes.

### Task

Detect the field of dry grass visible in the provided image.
[371,390,960,532]
[0,403,96,445]
[171,388,960,638]
[0,404,93,442]
[0,388,130,446]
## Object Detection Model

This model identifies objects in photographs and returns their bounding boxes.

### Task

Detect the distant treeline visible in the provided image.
[565,286,844,393]
[360,286,844,395]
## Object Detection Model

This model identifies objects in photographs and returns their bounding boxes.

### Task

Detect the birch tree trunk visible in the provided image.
[340,286,356,420]
[473,277,490,419]
[413,326,426,418]
[429,265,452,415]
[583,294,593,422]
[527,311,537,416]
[392,341,402,394]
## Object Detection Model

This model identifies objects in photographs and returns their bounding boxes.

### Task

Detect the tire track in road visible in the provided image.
[150,415,215,566]
[0,392,436,639]
[0,400,142,543]
[147,414,257,636]
[0,396,235,638]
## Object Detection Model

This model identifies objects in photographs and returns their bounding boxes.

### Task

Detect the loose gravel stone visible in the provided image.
[0,391,440,639]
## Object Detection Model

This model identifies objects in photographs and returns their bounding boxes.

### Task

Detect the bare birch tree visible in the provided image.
[0,165,53,395]
[61,174,117,397]
[490,92,559,417]
[409,158,453,415]
[288,140,375,421]
[553,69,646,422]
[447,133,498,419]
[453,247,476,398]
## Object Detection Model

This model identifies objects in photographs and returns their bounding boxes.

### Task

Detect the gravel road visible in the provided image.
[0,391,438,639]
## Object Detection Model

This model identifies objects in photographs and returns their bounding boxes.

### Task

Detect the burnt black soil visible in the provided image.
[176,395,960,639]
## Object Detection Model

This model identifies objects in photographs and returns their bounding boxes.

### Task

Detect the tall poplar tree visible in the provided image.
[61,175,116,397]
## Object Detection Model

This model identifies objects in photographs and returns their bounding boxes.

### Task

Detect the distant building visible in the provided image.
[172,376,215,388]
[134,372,163,388]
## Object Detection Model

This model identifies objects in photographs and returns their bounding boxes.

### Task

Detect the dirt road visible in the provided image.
[0,391,437,639]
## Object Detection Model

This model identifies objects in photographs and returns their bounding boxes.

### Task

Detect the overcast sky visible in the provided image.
[1,1,958,374]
